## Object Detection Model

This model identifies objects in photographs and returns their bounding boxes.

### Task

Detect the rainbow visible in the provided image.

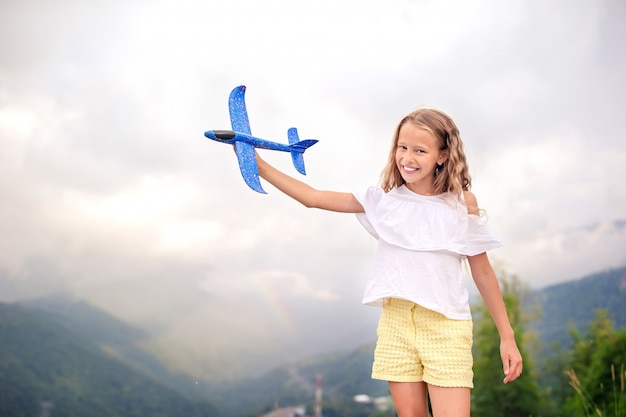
[252,271,300,338]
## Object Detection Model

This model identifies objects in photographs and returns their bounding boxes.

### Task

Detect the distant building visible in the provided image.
[38,401,54,417]
[353,394,393,412]
[261,405,306,417]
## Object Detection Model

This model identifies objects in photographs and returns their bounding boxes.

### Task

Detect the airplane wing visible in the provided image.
[230,86,264,192]
[234,140,266,194]
[228,85,251,135]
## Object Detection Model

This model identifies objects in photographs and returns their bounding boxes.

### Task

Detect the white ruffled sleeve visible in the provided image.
[353,186,382,240]
[465,214,502,256]
[353,186,502,256]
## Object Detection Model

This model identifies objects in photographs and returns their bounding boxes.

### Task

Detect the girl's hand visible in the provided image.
[500,338,523,383]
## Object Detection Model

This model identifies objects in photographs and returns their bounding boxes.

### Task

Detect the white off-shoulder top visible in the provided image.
[353,185,502,320]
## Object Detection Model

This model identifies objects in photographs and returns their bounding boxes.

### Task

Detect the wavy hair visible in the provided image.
[379,108,471,198]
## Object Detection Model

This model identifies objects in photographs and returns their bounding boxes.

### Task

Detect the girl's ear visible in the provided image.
[438,150,449,164]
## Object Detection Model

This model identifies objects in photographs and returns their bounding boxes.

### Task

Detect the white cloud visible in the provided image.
[251,269,340,302]
[473,125,626,285]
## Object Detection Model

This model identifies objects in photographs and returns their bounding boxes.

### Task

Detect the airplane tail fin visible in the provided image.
[288,128,318,175]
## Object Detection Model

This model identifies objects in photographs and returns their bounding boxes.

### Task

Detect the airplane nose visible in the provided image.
[213,130,236,140]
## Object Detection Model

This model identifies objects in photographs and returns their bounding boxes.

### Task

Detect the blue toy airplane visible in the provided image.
[204,85,318,194]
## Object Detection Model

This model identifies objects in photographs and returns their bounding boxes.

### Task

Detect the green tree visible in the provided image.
[471,272,545,417]
[564,310,626,417]
[538,340,573,416]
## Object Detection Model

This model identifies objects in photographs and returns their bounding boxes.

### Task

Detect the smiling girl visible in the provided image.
[254,107,522,417]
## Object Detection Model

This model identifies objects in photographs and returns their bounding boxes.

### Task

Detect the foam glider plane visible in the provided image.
[204,85,318,193]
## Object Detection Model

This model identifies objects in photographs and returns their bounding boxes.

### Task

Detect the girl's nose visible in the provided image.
[401,154,415,164]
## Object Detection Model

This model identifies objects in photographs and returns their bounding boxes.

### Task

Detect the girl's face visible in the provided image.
[395,122,448,195]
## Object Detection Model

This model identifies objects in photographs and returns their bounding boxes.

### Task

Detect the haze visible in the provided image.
[1,0,624,379]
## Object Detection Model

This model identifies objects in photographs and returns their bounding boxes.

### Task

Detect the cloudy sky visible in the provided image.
[1,0,625,379]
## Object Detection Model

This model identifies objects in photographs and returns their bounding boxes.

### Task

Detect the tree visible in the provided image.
[471,272,545,417]
[564,310,626,417]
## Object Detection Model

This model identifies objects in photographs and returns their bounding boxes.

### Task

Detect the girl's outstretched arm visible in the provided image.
[464,191,523,384]
[256,152,364,213]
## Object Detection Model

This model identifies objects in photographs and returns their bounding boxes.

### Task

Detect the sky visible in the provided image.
[1,0,625,380]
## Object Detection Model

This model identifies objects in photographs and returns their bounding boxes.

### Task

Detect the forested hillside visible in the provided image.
[0,303,220,417]
[530,266,626,349]
[18,295,200,393]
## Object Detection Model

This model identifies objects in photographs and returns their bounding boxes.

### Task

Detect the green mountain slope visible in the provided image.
[18,295,200,393]
[0,303,220,417]
[530,265,626,349]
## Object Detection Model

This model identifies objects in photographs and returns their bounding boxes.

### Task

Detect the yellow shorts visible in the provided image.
[372,298,474,388]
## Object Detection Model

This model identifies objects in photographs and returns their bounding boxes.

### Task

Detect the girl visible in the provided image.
[254,108,523,417]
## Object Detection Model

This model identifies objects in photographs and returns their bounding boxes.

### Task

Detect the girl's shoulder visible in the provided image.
[462,191,479,216]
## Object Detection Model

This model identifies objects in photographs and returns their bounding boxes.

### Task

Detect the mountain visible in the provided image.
[529,265,626,349]
[203,343,389,417]
[1,296,389,417]
[2,266,625,417]
[0,302,221,417]
[18,295,201,393]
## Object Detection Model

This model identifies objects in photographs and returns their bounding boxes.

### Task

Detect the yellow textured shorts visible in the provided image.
[372,298,474,388]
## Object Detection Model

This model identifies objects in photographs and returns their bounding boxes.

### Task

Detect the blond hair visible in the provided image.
[379,108,471,198]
